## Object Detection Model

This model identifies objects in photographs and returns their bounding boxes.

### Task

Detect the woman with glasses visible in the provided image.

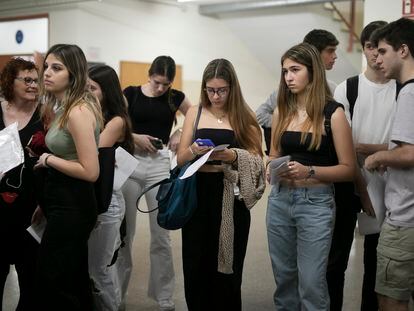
[177,58,264,310]
[266,43,354,310]
[34,44,103,310]
[120,55,191,310]
[0,58,44,310]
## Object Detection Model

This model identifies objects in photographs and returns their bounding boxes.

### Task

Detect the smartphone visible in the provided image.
[195,138,215,147]
[150,138,163,150]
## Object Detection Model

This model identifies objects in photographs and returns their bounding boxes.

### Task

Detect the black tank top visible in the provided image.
[194,128,239,165]
[280,101,343,166]
[194,128,239,148]
[281,131,333,166]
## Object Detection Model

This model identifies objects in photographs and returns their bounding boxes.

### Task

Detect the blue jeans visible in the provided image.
[266,184,335,311]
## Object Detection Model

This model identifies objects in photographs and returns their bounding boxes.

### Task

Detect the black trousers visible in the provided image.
[327,182,360,311]
[36,169,97,311]
[182,172,250,311]
[0,232,38,311]
[361,233,379,311]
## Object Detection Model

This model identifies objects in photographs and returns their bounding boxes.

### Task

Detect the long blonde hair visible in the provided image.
[273,43,332,151]
[39,44,103,129]
[200,59,263,156]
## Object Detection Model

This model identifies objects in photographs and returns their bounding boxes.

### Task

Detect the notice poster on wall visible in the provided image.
[402,0,414,18]
[0,17,48,55]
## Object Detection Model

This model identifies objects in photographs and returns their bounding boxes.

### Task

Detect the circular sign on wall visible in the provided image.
[15,30,24,44]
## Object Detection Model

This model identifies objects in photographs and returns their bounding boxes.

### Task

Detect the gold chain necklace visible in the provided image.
[209,109,226,124]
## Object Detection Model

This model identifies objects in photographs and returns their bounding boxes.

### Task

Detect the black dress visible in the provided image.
[182,128,251,311]
[0,105,44,311]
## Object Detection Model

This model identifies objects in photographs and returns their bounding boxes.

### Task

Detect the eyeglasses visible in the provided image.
[15,77,39,86]
[205,87,229,97]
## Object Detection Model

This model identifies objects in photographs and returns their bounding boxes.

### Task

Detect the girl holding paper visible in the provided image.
[35,44,103,310]
[0,58,43,311]
[266,43,355,310]
[87,64,134,311]
[177,58,264,310]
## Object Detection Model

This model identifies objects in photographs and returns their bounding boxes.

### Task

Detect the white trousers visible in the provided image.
[117,149,175,304]
[88,190,125,311]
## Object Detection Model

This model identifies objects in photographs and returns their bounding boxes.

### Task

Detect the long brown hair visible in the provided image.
[39,44,103,129]
[200,59,263,156]
[88,64,135,154]
[273,43,332,151]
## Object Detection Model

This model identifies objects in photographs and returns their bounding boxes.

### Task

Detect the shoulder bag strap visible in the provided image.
[192,104,202,141]
[136,177,170,213]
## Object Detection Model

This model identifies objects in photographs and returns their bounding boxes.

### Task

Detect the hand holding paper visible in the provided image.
[268,156,291,184]
[0,122,24,174]
[179,144,230,179]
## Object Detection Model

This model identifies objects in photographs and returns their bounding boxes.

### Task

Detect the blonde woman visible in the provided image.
[35,44,102,310]
[266,43,354,310]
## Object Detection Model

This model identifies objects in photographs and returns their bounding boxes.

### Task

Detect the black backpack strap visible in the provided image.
[136,178,170,213]
[346,75,359,120]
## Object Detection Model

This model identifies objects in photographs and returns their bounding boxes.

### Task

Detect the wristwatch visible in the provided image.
[307,165,315,179]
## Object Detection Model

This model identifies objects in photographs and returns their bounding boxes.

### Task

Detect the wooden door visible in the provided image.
[119,61,182,90]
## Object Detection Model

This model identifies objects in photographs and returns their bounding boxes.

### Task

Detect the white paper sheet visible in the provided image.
[26,218,47,243]
[113,147,139,191]
[364,169,386,226]
[179,144,230,180]
[0,122,24,174]
[269,155,291,184]
[357,212,382,235]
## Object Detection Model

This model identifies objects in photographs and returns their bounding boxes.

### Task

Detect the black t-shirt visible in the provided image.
[124,86,185,144]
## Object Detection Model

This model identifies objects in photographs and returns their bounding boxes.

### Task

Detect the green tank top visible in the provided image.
[45,106,100,160]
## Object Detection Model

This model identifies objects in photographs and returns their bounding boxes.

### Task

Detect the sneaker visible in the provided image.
[159,299,175,311]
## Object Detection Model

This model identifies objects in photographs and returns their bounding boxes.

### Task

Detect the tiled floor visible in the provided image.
[2,187,412,310]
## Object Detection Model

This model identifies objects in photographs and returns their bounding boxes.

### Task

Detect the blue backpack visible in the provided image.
[135,106,202,230]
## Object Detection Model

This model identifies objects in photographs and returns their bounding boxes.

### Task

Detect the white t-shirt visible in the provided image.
[385,82,414,227]
[334,73,396,145]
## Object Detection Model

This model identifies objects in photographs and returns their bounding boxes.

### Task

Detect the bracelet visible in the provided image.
[306,165,315,179]
[44,154,52,167]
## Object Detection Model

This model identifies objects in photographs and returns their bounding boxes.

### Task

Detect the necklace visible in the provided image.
[209,109,226,124]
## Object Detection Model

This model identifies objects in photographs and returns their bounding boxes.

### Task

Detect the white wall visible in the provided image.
[44,0,275,109]
[215,3,363,89]
[364,0,401,24]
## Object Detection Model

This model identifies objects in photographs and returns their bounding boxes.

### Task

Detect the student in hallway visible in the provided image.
[35,44,103,310]
[119,56,191,311]
[266,42,354,311]
[331,21,397,311]
[366,17,414,311]
[177,58,265,311]
[87,64,134,311]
